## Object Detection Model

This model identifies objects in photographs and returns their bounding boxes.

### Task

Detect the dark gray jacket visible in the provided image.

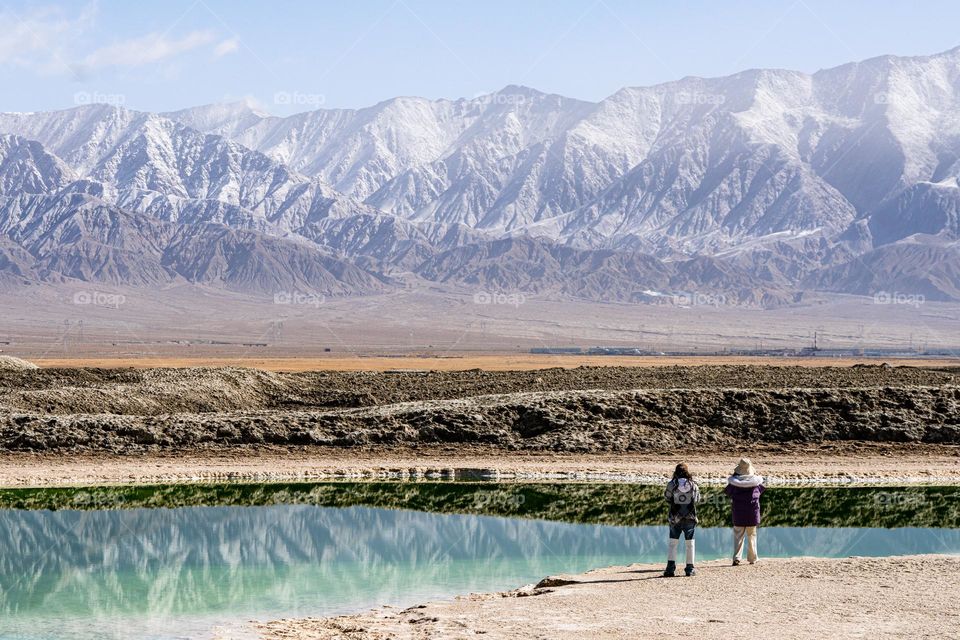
[665,478,701,525]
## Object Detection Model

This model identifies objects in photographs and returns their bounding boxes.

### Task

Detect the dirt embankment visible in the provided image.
[0,364,958,453]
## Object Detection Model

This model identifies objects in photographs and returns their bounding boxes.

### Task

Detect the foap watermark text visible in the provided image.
[274,291,325,308]
[73,291,126,308]
[274,91,326,108]
[874,291,924,308]
[673,292,727,307]
[473,291,527,308]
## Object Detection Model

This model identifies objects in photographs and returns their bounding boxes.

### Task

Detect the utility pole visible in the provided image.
[269,319,284,344]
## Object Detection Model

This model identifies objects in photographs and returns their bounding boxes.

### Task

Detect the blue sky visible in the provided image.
[2,0,959,115]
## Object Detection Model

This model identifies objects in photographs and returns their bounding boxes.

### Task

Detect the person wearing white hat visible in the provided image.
[725,457,766,565]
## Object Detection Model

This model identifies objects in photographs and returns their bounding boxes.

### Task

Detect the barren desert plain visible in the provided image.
[1,348,958,638]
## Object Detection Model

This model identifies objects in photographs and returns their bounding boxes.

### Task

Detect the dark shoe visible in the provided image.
[662,561,676,577]
[732,559,742,566]
[684,564,696,576]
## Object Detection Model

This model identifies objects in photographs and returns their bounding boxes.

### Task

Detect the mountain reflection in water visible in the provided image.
[1,501,959,640]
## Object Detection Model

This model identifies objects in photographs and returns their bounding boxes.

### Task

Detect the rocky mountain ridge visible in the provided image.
[1,47,959,303]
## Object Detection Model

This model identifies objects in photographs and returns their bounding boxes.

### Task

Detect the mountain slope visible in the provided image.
[1,47,960,303]
[168,49,960,256]
[0,106,378,237]
[0,134,74,195]
[0,189,389,295]
[0,133,390,296]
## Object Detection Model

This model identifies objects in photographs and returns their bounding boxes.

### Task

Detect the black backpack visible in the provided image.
[670,480,697,521]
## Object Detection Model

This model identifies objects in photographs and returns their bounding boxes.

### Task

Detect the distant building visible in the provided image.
[587,347,657,356]
[530,347,582,354]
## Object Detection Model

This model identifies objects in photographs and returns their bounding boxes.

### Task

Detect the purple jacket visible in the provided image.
[725,475,765,526]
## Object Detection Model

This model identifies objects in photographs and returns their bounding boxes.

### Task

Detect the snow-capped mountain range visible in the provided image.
[1,47,959,303]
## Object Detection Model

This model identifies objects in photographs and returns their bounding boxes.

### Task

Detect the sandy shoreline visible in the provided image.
[1,446,958,488]
[26,354,960,371]
[257,555,960,639]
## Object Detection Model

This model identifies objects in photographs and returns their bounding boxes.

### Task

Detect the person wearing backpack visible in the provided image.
[662,463,701,577]
[724,457,765,565]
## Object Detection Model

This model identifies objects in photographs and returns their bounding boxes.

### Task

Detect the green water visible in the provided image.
[0,482,957,639]
[1,482,957,528]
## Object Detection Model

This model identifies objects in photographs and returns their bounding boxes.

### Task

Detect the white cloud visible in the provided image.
[0,5,231,76]
[82,30,218,69]
[213,37,240,58]
[0,4,96,72]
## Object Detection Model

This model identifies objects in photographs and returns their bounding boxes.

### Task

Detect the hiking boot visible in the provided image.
[732,558,742,566]
[662,561,676,577]
[684,564,696,577]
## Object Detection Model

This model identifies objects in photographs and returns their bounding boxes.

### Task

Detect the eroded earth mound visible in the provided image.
[0,365,957,453]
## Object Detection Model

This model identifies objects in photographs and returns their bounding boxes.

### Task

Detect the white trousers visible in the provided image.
[667,538,695,565]
[733,526,758,563]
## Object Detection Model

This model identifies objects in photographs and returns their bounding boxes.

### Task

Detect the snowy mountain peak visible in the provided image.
[0,46,959,302]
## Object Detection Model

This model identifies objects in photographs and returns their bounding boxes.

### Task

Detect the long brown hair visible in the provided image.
[673,463,693,481]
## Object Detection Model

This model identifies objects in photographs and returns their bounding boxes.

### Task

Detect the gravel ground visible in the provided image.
[2,386,959,453]
[2,364,957,415]
[256,555,960,640]
[2,446,958,487]
[1,364,957,454]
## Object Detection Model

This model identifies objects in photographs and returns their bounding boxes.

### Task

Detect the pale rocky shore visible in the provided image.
[1,446,959,487]
[257,555,960,639]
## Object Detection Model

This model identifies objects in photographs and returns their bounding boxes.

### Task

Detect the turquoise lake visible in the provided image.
[0,483,958,639]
